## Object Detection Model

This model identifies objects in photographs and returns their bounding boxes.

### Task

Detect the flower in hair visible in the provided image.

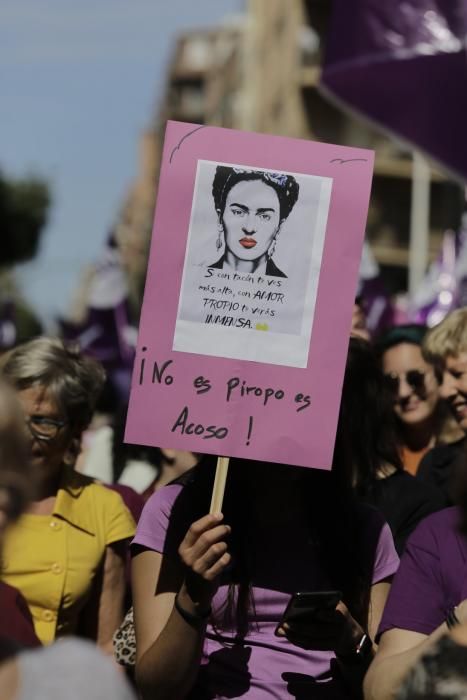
[232,168,289,189]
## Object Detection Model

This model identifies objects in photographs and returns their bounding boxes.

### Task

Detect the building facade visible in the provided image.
[117,0,462,300]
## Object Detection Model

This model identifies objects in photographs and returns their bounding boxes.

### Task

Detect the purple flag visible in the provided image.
[321,1,467,179]
[357,241,394,335]
[409,228,458,326]
[59,242,137,402]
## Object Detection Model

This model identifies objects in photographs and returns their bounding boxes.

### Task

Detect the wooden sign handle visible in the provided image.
[210,456,230,514]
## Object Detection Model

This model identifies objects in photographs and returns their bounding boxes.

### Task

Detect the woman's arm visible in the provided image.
[367,579,391,643]
[79,541,127,654]
[132,550,202,700]
[332,579,392,700]
[365,601,467,700]
[364,595,467,700]
[363,625,447,700]
[133,513,231,700]
[95,542,127,654]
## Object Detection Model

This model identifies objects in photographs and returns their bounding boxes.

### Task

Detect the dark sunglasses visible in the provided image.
[26,415,67,442]
[383,369,427,396]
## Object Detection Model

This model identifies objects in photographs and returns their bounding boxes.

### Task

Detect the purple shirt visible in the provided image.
[133,483,398,700]
[379,507,467,638]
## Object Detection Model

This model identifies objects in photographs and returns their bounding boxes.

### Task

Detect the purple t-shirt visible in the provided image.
[133,483,398,700]
[379,507,467,638]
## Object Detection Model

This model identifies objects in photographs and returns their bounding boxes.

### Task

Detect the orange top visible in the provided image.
[400,444,432,476]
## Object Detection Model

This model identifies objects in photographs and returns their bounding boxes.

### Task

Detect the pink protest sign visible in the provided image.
[125,121,374,469]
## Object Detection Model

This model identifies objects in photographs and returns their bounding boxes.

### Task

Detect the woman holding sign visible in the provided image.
[209,166,299,278]
[131,451,398,697]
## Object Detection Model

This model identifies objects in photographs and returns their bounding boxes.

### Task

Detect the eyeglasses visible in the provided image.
[26,415,67,442]
[383,369,427,397]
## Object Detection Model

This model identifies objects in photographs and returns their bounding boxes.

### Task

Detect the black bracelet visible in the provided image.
[446,607,460,630]
[174,594,211,628]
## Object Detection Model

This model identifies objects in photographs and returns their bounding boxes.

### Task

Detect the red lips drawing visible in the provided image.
[239,237,257,249]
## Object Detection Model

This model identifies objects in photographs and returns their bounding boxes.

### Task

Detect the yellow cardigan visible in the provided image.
[1,470,136,644]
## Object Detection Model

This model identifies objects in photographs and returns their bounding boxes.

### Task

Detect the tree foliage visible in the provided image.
[0,171,51,266]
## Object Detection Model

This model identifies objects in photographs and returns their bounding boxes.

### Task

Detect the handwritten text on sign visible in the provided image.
[138,348,311,446]
[201,269,284,330]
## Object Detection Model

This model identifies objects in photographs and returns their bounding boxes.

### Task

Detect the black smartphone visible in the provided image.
[274,590,342,636]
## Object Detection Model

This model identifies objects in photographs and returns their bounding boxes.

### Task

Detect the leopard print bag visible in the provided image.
[113,607,136,667]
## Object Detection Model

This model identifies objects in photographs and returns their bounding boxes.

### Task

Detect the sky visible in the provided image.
[0,0,243,326]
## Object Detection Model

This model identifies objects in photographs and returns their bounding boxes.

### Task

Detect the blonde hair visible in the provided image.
[1,337,106,436]
[423,308,467,365]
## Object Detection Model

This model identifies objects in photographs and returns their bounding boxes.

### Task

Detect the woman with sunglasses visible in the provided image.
[375,325,461,477]
[339,337,445,555]
[0,337,136,648]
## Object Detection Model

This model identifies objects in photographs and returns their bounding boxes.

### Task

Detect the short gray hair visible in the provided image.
[1,337,106,435]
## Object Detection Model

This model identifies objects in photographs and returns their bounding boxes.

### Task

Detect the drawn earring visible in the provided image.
[268,237,277,260]
[216,223,224,251]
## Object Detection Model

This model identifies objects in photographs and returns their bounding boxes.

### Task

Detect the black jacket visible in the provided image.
[417,437,466,504]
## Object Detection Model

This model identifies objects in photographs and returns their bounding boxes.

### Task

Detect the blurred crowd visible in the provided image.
[4,1,467,696]
[2,286,467,699]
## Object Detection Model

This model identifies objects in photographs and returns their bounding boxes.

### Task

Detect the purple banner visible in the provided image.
[321,1,467,179]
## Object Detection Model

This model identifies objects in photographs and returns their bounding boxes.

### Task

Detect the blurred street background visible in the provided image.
[1,0,241,326]
[2,0,467,393]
